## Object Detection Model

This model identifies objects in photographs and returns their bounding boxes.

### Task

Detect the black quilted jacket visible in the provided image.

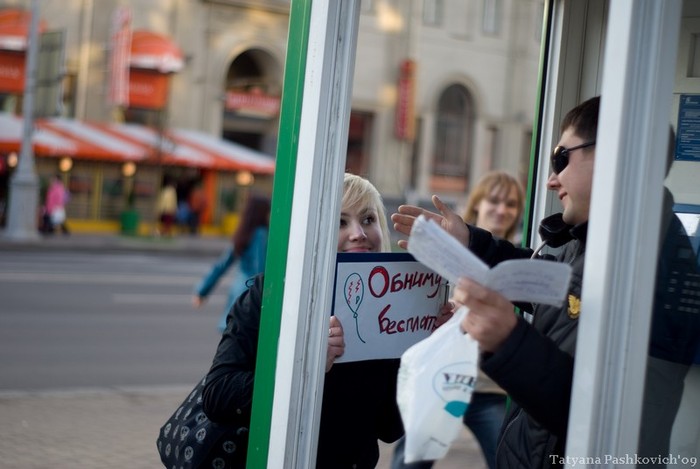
[469,222,587,469]
[202,273,403,469]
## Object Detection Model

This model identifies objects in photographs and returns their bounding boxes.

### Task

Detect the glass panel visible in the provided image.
[638,5,700,460]
[638,181,700,465]
[66,165,94,219]
[690,34,700,77]
[482,0,501,35]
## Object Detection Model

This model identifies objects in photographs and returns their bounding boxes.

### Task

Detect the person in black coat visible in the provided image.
[391,96,601,468]
[202,173,403,468]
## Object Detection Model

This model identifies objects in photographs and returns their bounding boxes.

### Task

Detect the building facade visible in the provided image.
[0,0,542,231]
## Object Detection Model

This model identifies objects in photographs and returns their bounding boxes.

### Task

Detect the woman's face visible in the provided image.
[475,185,520,238]
[337,202,383,253]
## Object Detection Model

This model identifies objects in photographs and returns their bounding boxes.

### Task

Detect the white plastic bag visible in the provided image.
[396,306,479,463]
[50,207,66,225]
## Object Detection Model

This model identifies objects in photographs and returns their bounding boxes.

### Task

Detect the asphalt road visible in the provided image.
[0,249,227,391]
[0,247,485,468]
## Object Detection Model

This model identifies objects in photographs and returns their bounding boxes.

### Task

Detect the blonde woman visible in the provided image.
[202,173,402,468]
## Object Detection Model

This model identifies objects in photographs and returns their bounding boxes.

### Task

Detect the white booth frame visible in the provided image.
[264,0,685,467]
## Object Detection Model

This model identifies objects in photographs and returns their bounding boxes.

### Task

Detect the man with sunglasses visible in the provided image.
[391,96,599,468]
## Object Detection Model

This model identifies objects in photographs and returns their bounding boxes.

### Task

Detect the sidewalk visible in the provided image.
[0,232,486,468]
[0,231,230,257]
[0,386,485,469]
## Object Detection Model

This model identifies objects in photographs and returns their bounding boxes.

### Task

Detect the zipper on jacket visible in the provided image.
[495,405,524,467]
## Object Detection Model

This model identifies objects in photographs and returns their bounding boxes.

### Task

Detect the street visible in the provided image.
[0,246,484,468]
[0,250,226,391]
[0,248,231,468]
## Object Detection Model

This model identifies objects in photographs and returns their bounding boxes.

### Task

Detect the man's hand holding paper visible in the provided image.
[406,215,572,353]
[452,279,518,353]
[407,216,572,305]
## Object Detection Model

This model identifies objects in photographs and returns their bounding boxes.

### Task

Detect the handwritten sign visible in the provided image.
[332,252,447,363]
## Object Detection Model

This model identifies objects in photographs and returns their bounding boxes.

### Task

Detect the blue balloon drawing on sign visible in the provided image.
[344,272,366,343]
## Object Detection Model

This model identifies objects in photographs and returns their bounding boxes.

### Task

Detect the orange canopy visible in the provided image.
[0,9,47,51]
[129,30,184,73]
[0,113,275,174]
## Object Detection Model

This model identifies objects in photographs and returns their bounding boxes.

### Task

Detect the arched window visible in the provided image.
[433,84,475,178]
[223,49,281,153]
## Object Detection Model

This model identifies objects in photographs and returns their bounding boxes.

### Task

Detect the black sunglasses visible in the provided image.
[550,141,596,174]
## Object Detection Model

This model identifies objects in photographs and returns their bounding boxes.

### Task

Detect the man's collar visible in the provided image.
[537,213,587,247]
[570,222,588,242]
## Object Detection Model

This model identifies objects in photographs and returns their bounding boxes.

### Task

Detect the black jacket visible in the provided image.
[317,359,403,468]
[202,274,262,427]
[468,222,587,469]
[202,273,403,468]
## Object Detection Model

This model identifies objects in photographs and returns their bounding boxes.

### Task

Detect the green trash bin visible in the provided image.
[120,210,140,236]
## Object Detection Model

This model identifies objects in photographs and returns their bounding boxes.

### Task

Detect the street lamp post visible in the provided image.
[3,0,40,241]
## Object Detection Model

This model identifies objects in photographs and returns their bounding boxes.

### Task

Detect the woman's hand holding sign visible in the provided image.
[434,301,456,330]
[326,315,345,372]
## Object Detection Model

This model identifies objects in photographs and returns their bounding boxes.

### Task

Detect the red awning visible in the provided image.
[0,113,275,174]
[0,113,78,156]
[129,30,184,73]
[0,9,47,51]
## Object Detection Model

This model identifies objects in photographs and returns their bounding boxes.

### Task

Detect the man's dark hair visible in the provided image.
[561,96,600,142]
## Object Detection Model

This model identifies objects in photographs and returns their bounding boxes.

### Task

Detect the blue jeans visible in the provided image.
[391,392,507,469]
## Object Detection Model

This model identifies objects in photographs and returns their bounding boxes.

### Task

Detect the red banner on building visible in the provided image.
[128,69,169,109]
[0,50,25,93]
[225,90,280,118]
[395,59,416,141]
[108,6,132,106]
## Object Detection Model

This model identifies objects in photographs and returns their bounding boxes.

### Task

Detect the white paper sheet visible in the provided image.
[408,216,572,306]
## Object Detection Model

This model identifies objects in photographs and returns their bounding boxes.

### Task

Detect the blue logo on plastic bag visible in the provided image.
[433,362,475,417]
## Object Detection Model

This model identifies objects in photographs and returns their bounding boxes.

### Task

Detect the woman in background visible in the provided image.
[462,170,524,243]
[156,177,177,236]
[193,193,271,333]
[45,174,70,235]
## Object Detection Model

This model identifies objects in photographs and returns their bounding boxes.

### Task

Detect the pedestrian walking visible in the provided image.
[44,174,70,235]
[193,192,270,333]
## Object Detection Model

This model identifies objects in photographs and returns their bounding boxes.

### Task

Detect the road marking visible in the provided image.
[112,293,225,305]
[0,272,203,285]
[0,384,195,399]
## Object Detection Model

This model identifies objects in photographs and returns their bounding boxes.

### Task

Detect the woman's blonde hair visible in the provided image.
[342,173,392,252]
[463,171,525,241]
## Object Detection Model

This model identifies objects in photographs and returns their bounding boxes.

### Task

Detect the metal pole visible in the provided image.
[3,0,40,241]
